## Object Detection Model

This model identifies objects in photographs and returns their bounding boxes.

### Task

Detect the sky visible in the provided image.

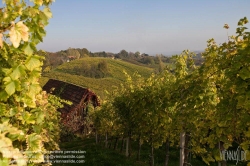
[37,0,250,56]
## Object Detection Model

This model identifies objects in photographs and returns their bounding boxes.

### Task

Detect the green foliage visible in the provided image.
[67,47,80,59]
[0,0,67,165]
[156,54,165,73]
[91,18,250,165]
[55,57,153,78]
[71,59,110,78]
[139,56,155,65]
[41,57,154,99]
[77,48,90,58]
[42,47,176,73]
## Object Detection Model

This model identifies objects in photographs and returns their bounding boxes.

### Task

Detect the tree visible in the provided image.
[77,48,89,58]
[157,54,165,73]
[143,56,155,65]
[0,0,66,165]
[67,47,80,59]
[119,49,129,58]
[134,51,141,58]
[128,52,134,58]
[98,60,108,73]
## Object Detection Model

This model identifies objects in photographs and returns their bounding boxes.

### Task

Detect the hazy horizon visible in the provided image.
[37,0,250,55]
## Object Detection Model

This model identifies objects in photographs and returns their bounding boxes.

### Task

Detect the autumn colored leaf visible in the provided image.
[9,21,29,48]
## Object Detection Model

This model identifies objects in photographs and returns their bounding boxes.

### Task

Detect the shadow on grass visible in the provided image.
[50,137,247,166]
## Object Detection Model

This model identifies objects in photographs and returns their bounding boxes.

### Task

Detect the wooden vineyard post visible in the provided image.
[126,137,129,157]
[180,132,185,166]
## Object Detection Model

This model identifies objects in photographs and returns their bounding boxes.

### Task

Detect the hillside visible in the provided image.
[40,57,154,99]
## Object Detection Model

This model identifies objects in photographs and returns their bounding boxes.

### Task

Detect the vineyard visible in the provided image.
[88,18,250,166]
[41,57,154,98]
[0,0,66,166]
[0,0,250,166]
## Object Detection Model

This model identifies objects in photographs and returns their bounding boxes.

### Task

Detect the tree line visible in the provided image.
[40,47,204,73]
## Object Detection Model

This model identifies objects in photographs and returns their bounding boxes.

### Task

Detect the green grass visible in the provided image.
[40,57,154,99]
[59,57,153,79]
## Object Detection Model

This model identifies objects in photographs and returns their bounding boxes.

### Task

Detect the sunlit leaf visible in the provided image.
[9,21,29,48]
[5,81,15,96]
[43,7,52,19]
[0,91,8,101]
[10,66,21,80]
[26,133,42,152]
[25,56,41,71]
[34,0,43,6]
[24,43,34,55]
[22,112,36,124]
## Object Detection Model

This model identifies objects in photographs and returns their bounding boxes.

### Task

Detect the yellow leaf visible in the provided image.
[43,7,52,19]
[0,33,3,48]
[9,21,29,48]
[17,22,29,41]
[9,26,21,48]
[34,0,43,6]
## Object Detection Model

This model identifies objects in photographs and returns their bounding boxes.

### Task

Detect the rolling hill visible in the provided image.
[40,57,154,99]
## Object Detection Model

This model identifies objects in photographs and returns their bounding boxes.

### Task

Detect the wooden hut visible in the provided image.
[42,79,100,134]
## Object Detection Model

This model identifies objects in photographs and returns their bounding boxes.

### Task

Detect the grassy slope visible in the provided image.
[40,57,154,99]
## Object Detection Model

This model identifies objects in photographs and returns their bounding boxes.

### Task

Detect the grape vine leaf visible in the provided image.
[9,21,29,48]
[10,66,21,80]
[25,56,41,71]
[5,81,15,96]
[26,133,42,152]
[34,0,43,6]
[43,7,52,19]
[239,67,250,80]
[23,43,34,55]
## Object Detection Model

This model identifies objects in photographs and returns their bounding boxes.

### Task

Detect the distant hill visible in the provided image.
[40,48,173,72]
[39,49,204,98]
[40,57,154,99]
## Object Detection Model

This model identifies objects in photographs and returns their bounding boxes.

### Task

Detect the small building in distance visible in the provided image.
[42,79,100,135]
